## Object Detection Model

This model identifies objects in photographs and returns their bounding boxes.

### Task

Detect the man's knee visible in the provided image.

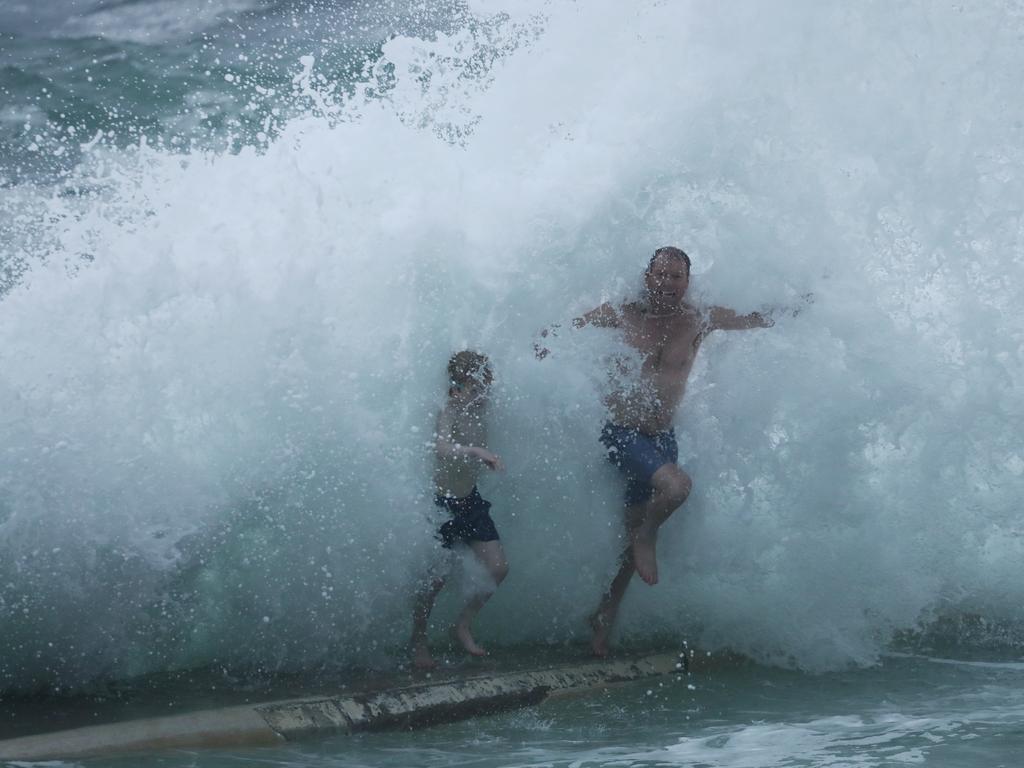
[653,465,692,506]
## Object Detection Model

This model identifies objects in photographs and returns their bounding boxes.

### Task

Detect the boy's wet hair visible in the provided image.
[448,350,493,387]
[647,246,691,277]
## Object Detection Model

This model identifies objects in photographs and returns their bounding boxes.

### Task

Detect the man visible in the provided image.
[539,246,797,656]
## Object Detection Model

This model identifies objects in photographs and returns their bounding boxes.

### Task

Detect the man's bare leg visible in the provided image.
[453,541,509,657]
[411,575,447,669]
[631,464,692,585]
[589,464,692,656]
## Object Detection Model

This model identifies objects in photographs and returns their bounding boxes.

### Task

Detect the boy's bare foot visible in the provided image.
[453,623,487,657]
[589,611,612,658]
[411,641,436,670]
[631,527,659,585]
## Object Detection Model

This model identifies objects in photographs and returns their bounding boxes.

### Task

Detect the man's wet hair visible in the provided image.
[448,350,493,387]
[647,246,691,277]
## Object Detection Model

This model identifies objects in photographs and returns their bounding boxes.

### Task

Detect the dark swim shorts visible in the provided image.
[435,486,500,549]
[600,422,679,505]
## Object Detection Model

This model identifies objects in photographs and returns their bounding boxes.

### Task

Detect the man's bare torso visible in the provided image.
[605,301,706,433]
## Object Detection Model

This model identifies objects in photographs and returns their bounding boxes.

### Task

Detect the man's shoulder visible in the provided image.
[680,301,706,323]
[661,303,707,341]
[578,301,625,328]
[631,301,704,324]
[620,300,646,320]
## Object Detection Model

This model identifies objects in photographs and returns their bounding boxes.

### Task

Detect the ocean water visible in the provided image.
[2,0,1024,764]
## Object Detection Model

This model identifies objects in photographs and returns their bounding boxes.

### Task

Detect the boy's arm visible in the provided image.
[434,408,504,470]
[434,407,458,458]
[535,302,620,358]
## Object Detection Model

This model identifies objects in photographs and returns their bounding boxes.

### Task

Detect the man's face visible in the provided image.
[644,254,689,310]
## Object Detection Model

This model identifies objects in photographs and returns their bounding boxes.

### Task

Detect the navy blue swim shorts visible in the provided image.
[435,486,500,549]
[600,422,679,505]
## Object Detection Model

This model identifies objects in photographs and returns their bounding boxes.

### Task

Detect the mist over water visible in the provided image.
[2,0,1024,694]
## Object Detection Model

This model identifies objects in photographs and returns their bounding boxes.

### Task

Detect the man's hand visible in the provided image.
[791,292,814,318]
[533,325,560,360]
[535,305,619,359]
[741,293,814,330]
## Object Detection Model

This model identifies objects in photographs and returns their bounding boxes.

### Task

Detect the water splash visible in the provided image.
[2,0,1024,693]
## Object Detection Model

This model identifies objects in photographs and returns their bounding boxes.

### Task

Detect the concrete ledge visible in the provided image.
[259,653,686,737]
[0,651,694,761]
[0,705,283,761]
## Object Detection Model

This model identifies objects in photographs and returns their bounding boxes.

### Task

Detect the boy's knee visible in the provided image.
[492,560,509,585]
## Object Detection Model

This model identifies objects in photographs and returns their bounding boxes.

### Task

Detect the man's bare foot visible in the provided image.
[589,611,612,657]
[631,527,659,585]
[453,623,487,657]
[411,641,436,670]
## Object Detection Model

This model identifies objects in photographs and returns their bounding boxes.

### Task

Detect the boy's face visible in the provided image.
[451,370,492,406]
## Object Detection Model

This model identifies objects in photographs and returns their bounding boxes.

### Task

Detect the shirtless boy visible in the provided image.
[540,246,796,656]
[410,351,509,670]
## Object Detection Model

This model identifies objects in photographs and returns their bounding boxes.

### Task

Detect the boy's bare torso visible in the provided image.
[434,404,488,498]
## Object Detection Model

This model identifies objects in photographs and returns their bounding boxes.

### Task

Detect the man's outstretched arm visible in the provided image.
[706,306,775,331]
[535,302,620,358]
[707,293,813,332]
[572,302,621,329]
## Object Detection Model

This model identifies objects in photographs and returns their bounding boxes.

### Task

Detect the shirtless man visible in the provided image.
[540,246,791,656]
[410,350,509,669]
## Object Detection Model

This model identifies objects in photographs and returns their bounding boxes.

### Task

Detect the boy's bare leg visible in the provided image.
[410,575,446,670]
[590,541,636,657]
[453,541,509,657]
[630,463,692,586]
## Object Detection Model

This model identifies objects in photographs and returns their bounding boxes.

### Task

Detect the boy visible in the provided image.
[410,350,509,670]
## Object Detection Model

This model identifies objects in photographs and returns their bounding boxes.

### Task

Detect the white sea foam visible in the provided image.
[2,0,1024,690]
[610,689,1024,768]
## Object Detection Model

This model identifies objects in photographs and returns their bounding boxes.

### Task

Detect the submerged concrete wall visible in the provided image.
[0,651,694,761]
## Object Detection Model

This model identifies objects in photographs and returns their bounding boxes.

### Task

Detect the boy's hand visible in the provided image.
[472,447,505,471]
